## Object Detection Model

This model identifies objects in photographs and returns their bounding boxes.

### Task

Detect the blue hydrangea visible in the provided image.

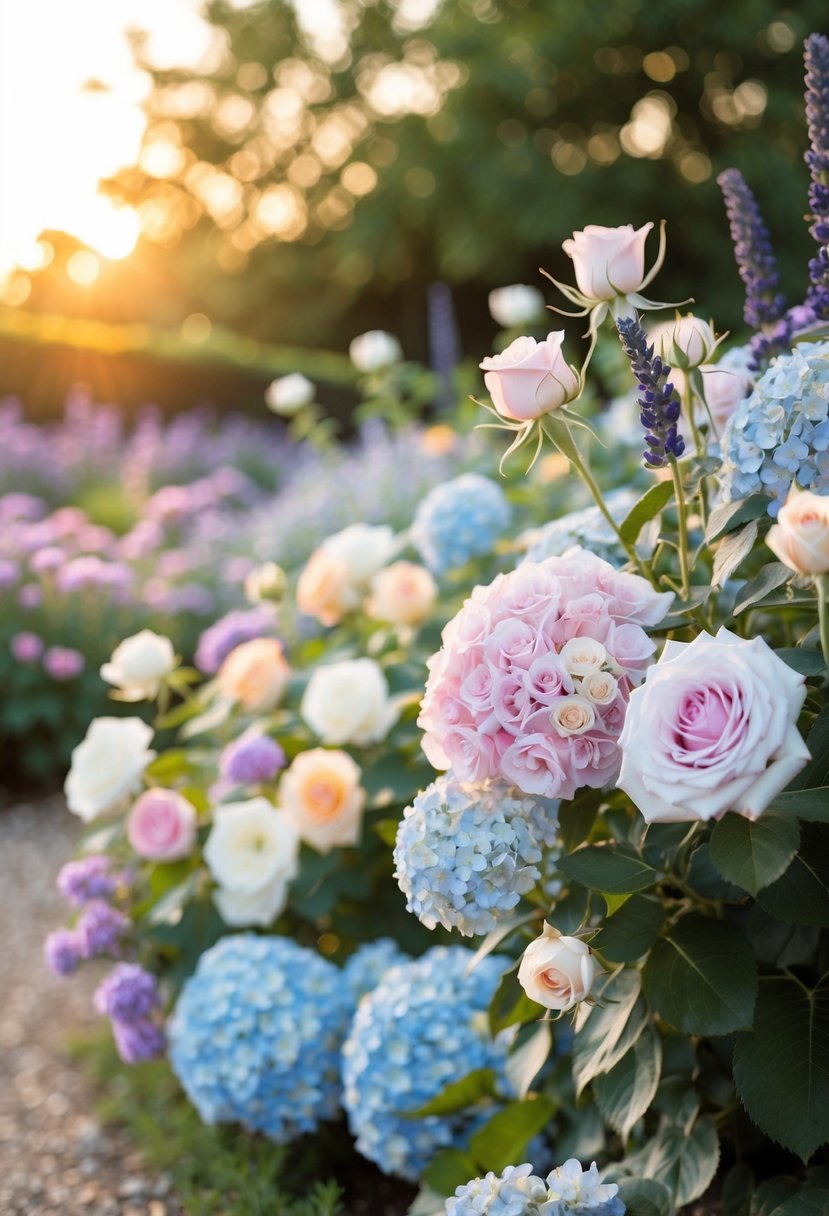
[719,340,829,514]
[522,489,638,567]
[540,1160,625,1216]
[394,776,561,937]
[341,945,512,1180]
[168,934,352,1142]
[411,474,512,574]
[447,1163,550,1215]
[342,938,412,1004]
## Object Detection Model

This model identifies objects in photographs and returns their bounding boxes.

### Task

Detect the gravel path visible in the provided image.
[0,796,178,1216]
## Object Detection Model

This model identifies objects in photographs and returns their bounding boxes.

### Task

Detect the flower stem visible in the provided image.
[816,574,829,672]
[669,456,691,600]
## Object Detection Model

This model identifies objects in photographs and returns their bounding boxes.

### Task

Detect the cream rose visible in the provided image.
[204,797,299,927]
[264,372,315,417]
[65,717,156,822]
[479,331,580,422]
[349,329,402,372]
[650,314,718,370]
[100,630,176,701]
[550,695,596,737]
[560,638,607,677]
[488,284,545,328]
[279,748,365,853]
[518,924,597,1012]
[766,488,829,576]
[562,223,654,302]
[366,561,438,626]
[301,658,396,745]
[618,626,810,822]
[216,637,291,712]
[297,524,398,626]
[244,561,287,604]
[580,671,619,706]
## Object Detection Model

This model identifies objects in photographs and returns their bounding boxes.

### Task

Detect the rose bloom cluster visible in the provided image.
[419,549,672,800]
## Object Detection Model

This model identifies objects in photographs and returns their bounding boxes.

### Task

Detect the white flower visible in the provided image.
[349,330,403,372]
[562,223,654,302]
[100,630,176,701]
[560,638,607,677]
[518,924,597,1012]
[64,717,156,822]
[244,562,286,604]
[550,695,597,737]
[264,373,315,416]
[488,284,546,328]
[297,524,398,626]
[204,798,299,927]
[650,314,718,370]
[301,658,397,745]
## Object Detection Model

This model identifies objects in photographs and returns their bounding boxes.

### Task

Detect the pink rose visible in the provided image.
[766,488,829,576]
[500,733,567,797]
[618,627,810,822]
[479,332,579,422]
[562,223,654,302]
[441,727,499,782]
[127,789,198,861]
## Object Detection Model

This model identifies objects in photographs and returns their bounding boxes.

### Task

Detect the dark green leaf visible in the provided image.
[748,908,820,969]
[751,1179,801,1216]
[549,884,590,935]
[558,790,601,852]
[421,1149,479,1197]
[721,1163,756,1216]
[468,1096,555,1175]
[756,824,829,927]
[573,970,645,1095]
[593,1022,662,1141]
[557,843,658,895]
[712,520,759,587]
[614,1178,673,1216]
[770,789,829,823]
[787,707,829,791]
[619,481,675,547]
[733,563,792,614]
[685,842,745,901]
[733,975,829,1162]
[489,966,542,1036]
[774,649,827,677]
[645,1118,720,1206]
[710,811,800,895]
[705,494,770,544]
[594,896,666,963]
[642,914,758,1035]
[769,1190,829,1216]
[405,1068,498,1118]
[505,1021,553,1100]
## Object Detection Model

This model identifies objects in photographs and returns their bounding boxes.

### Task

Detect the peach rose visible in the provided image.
[366,561,438,626]
[216,637,290,712]
[279,748,365,853]
[562,223,654,302]
[479,331,580,422]
[297,524,398,626]
[766,488,829,576]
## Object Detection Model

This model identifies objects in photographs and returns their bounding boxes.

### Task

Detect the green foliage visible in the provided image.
[709,811,801,895]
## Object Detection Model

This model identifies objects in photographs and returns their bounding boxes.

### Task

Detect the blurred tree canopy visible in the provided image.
[105,0,827,359]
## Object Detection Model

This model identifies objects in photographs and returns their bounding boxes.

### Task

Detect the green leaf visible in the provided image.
[593,1022,662,1141]
[770,789,829,822]
[733,563,792,614]
[558,789,601,852]
[712,519,759,587]
[756,824,829,927]
[642,914,758,1036]
[619,481,675,547]
[505,1021,553,1100]
[685,842,744,901]
[709,811,801,895]
[774,648,827,677]
[572,969,645,1095]
[465,913,538,975]
[421,1149,479,1197]
[489,966,542,1036]
[733,975,829,1162]
[788,707,829,791]
[407,1187,449,1216]
[468,1096,555,1175]
[373,817,399,846]
[614,1178,673,1216]
[593,896,665,963]
[705,494,770,544]
[405,1068,498,1118]
[557,843,658,895]
[769,1191,829,1216]
[146,871,201,926]
[645,1118,720,1206]
[549,884,590,935]
[721,1163,756,1216]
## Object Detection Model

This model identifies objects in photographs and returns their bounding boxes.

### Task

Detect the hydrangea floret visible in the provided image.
[411,473,512,574]
[394,775,561,936]
[446,1160,624,1216]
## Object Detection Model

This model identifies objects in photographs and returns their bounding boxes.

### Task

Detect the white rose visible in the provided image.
[100,630,176,701]
[244,561,287,604]
[204,798,299,927]
[580,671,619,706]
[488,284,546,328]
[550,695,596,737]
[264,372,315,416]
[650,314,718,370]
[517,923,597,1012]
[301,658,397,745]
[766,487,829,576]
[561,223,654,302]
[297,524,398,626]
[279,748,365,853]
[323,524,398,586]
[349,329,403,372]
[560,637,607,677]
[64,717,156,822]
[366,561,438,626]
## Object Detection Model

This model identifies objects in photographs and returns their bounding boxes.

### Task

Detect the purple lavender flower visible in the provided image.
[10,631,44,663]
[77,902,129,958]
[0,558,20,588]
[42,646,85,680]
[57,855,117,906]
[220,731,286,786]
[616,316,686,468]
[805,33,829,322]
[94,963,161,1022]
[112,1017,166,1064]
[194,605,276,674]
[44,928,85,977]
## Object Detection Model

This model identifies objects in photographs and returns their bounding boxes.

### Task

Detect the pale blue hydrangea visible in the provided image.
[343,938,411,1004]
[540,1160,625,1216]
[341,945,512,1180]
[719,340,829,515]
[447,1163,550,1215]
[168,934,352,1143]
[411,474,512,574]
[521,489,638,567]
[394,776,561,937]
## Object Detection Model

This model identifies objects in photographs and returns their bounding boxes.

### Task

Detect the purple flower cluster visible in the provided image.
[57,855,118,905]
[220,731,286,785]
[805,33,829,323]
[94,964,165,1063]
[616,316,685,467]
[45,855,129,978]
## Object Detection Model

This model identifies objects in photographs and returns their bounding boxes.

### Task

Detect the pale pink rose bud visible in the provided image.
[766,489,829,576]
[650,314,717,370]
[518,923,597,1012]
[479,331,580,422]
[561,223,654,302]
[699,361,752,431]
[127,789,198,861]
[366,561,438,626]
[550,695,596,737]
[216,637,291,712]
